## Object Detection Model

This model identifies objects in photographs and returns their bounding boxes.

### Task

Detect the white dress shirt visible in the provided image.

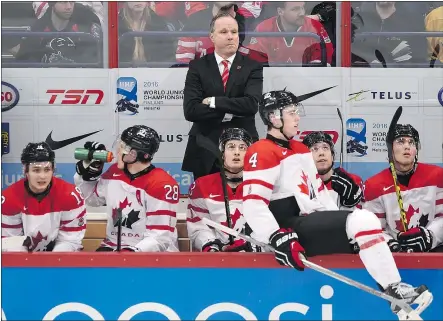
[210,52,236,122]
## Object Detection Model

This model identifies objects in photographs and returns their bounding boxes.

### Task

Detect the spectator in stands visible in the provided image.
[118,1,174,65]
[352,1,427,67]
[182,12,263,180]
[247,1,334,66]
[176,2,250,63]
[152,1,208,20]
[15,2,102,65]
[425,5,443,66]
[187,128,261,252]
[33,1,104,23]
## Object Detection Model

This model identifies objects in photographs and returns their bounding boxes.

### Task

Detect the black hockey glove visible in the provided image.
[202,239,224,252]
[397,227,433,252]
[76,141,106,181]
[269,228,306,271]
[331,168,362,207]
[222,239,262,252]
[387,239,401,252]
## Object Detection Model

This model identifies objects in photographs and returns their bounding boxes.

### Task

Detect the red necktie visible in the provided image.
[221,60,229,92]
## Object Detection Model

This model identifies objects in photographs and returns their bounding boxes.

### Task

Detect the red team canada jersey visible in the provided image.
[242,138,339,243]
[247,16,334,65]
[75,164,179,252]
[1,177,86,252]
[363,163,443,248]
[186,173,247,250]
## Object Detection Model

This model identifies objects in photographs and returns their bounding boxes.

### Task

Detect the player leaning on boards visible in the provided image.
[363,124,443,253]
[74,125,179,252]
[187,128,260,252]
[241,90,433,318]
[2,142,86,252]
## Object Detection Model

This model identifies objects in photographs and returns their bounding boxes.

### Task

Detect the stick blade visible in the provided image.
[387,106,403,145]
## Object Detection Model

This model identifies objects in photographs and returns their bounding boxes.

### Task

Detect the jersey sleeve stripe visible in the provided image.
[59,225,86,232]
[435,213,443,218]
[146,225,174,232]
[187,204,209,214]
[375,213,385,218]
[244,194,270,205]
[60,209,86,225]
[436,199,443,206]
[1,222,22,228]
[146,210,176,217]
[243,179,274,190]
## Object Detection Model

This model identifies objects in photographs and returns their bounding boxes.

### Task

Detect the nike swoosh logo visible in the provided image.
[282,150,287,155]
[383,185,394,191]
[113,173,121,177]
[296,86,337,103]
[209,194,220,198]
[45,130,102,150]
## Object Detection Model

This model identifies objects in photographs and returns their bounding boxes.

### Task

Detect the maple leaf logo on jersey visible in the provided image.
[395,205,429,231]
[298,171,310,195]
[316,173,326,193]
[120,209,141,229]
[23,231,48,252]
[112,197,132,225]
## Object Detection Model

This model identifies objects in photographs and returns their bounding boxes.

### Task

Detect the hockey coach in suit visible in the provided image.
[182,10,263,180]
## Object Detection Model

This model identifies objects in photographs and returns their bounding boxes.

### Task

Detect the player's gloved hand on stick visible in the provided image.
[269,228,306,271]
[387,239,401,252]
[397,227,433,252]
[222,239,262,252]
[202,239,224,252]
[331,168,362,207]
[76,141,106,181]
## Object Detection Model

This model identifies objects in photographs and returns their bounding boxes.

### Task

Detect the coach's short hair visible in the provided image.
[209,11,237,33]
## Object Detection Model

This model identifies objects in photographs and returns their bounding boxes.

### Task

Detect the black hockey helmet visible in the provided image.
[219,128,253,151]
[258,90,305,127]
[302,131,335,157]
[391,124,420,149]
[21,142,55,165]
[120,125,160,162]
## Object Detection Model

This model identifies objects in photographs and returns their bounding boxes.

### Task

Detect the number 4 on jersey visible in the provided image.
[249,152,258,168]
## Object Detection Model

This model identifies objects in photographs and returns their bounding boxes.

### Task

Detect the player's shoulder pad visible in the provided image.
[417,163,443,186]
[244,139,281,171]
[363,168,391,201]
[189,172,220,200]
[145,168,180,203]
[101,163,121,179]
[52,177,85,211]
[1,180,25,215]
[289,140,311,154]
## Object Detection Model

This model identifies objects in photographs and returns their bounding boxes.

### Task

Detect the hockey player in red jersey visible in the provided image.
[247,1,334,65]
[2,142,86,252]
[302,131,363,210]
[187,128,260,252]
[75,125,179,252]
[242,90,433,317]
[363,124,443,253]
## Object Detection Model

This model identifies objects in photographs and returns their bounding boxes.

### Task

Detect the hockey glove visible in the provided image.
[387,239,401,252]
[76,141,106,181]
[222,239,262,252]
[331,168,362,207]
[397,227,433,252]
[202,239,224,252]
[269,228,306,271]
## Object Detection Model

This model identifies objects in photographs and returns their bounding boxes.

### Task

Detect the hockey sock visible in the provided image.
[356,230,401,289]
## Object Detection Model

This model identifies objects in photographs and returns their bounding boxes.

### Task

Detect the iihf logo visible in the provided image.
[346,118,368,157]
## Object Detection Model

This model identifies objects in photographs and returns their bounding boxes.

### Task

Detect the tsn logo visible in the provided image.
[294,130,339,144]
[46,89,104,105]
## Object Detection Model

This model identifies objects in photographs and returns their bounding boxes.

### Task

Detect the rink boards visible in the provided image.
[2,253,442,320]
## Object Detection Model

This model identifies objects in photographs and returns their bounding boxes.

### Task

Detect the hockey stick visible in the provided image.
[336,108,344,167]
[387,106,408,232]
[116,208,123,252]
[196,134,235,244]
[375,50,388,68]
[201,217,423,320]
[429,45,440,68]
